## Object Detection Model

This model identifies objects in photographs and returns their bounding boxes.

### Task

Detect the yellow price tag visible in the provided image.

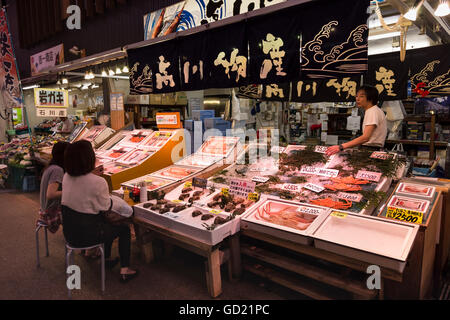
[248,192,259,202]
[331,211,348,219]
[386,207,423,225]
[144,179,153,183]
[221,188,229,196]
[155,132,161,137]
[172,200,182,204]
[184,182,192,188]
[210,209,222,215]
[165,132,171,137]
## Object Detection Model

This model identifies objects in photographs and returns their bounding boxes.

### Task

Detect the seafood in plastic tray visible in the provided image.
[122,175,174,192]
[134,202,237,245]
[97,133,127,151]
[387,195,430,214]
[79,125,106,142]
[395,182,436,200]
[116,149,153,165]
[176,154,223,168]
[100,146,133,160]
[140,131,173,150]
[102,162,129,175]
[241,197,330,245]
[119,129,153,147]
[237,145,394,215]
[312,211,419,272]
[150,165,202,181]
[198,136,240,157]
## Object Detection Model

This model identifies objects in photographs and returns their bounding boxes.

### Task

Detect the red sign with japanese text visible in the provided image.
[0,9,22,110]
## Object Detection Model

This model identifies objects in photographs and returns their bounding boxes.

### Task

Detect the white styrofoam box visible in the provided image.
[117,129,153,148]
[312,212,419,272]
[140,130,174,150]
[176,154,223,168]
[134,203,235,245]
[387,195,431,214]
[395,182,436,200]
[97,132,128,151]
[100,146,134,161]
[94,127,115,147]
[115,149,154,166]
[197,136,240,158]
[150,165,203,182]
[122,174,175,192]
[241,197,330,246]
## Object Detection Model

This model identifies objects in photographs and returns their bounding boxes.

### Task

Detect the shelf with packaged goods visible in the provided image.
[385,140,449,148]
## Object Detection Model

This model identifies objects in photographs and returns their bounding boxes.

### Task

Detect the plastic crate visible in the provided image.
[22,175,38,192]
[6,165,26,190]
[192,110,215,121]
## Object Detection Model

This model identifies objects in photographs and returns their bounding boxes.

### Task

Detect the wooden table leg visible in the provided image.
[205,248,222,298]
[229,234,242,279]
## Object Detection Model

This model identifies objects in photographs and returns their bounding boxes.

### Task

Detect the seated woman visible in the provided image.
[61,140,138,283]
[38,142,69,233]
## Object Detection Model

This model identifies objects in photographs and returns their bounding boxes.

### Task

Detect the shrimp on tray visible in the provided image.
[255,202,317,231]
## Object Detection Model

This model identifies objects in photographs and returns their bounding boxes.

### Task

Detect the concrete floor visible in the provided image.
[0,190,305,300]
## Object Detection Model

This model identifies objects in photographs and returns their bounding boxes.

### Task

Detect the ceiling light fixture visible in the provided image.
[22,84,40,90]
[109,69,115,76]
[435,0,450,16]
[122,66,129,73]
[115,67,122,74]
[62,78,68,84]
[101,70,107,77]
[404,0,424,21]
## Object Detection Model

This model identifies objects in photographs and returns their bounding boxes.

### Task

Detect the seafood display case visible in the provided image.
[312,211,419,272]
[97,128,186,190]
[209,146,402,216]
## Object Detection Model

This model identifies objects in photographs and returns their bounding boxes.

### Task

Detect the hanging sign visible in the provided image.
[367,51,409,101]
[0,8,22,110]
[180,33,207,91]
[30,44,64,76]
[36,108,67,118]
[299,0,369,79]
[247,9,301,84]
[291,77,360,103]
[34,88,69,108]
[206,22,249,89]
[261,83,291,101]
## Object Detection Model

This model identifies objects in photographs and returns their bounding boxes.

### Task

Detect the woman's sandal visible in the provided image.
[119,270,139,283]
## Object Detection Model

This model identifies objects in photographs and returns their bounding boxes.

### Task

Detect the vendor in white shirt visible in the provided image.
[326,85,387,156]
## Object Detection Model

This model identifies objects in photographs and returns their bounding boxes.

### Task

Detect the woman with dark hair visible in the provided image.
[38,141,70,233]
[326,85,388,156]
[61,140,138,283]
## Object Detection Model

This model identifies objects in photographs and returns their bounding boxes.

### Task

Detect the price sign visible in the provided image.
[221,188,229,196]
[386,207,423,224]
[370,152,391,160]
[356,170,382,182]
[210,209,222,215]
[248,193,259,202]
[229,178,256,198]
[331,211,348,219]
[315,145,328,154]
[249,167,267,172]
[303,183,325,193]
[300,167,339,178]
[297,206,325,215]
[282,184,302,192]
[172,199,182,204]
[184,182,192,188]
[192,177,208,189]
[337,192,362,202]
[252,176,270,183]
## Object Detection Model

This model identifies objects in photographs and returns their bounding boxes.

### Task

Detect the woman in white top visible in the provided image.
[61,140,138,283]
[326,85,388,156]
